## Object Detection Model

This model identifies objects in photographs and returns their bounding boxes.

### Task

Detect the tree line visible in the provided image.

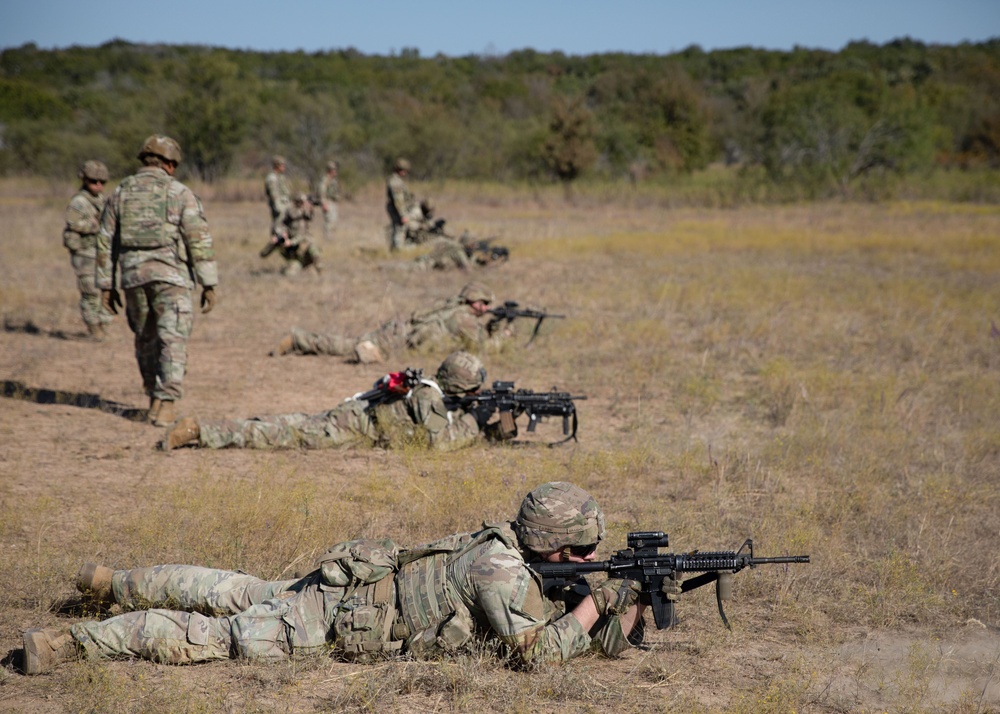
[1,37,997,199]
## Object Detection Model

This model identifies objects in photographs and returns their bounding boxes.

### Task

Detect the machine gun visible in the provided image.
[487,301,564,346]
[445,380,586,446]
[532,532,810,630]
[349,368,425,406]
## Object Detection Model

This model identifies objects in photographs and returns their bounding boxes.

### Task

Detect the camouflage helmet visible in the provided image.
[394,157,411,172]
[137,135,182,164]
[272,155,286,167]
[435,351,486,394]
[326,160,338,171]
[78,160,109,182]
[515,481,606,554]
[458,281,494,305]
[295,192,308,204]
[420,198,434,216]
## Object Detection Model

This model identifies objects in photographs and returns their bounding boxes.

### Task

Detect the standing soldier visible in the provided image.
[316,159,340,239]
[63,160,114,339]
[386,157,418,252]
[96,135,219,427]
[262,155,291,253]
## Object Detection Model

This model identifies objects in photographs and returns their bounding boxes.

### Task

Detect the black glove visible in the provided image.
[200,286,217,314]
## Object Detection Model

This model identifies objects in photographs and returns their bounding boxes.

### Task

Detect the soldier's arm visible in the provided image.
[95,192,119,290]
[177,187,218,288]
[469,551,594,665]
[409,387,482,451]
[65,195,100,235]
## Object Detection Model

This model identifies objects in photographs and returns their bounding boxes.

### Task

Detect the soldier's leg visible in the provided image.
[231,585,330,660]
[198,408,367,449]
[71,609,233,664]
[281,257,302,276]
[125,284,158,397]
[150,284,194,401]
[71,252,111,328]
[112,565,301,616]
[289,327,356,356]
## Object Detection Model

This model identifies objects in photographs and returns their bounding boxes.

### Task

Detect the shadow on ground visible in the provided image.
[3,318,83,341]
[1,380,147,422]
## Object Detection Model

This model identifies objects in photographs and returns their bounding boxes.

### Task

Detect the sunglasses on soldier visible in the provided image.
[563,543,598,559]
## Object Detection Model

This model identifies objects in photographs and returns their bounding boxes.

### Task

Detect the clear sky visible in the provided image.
[2,0,997,56]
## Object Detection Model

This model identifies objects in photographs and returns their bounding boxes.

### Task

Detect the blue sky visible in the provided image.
[2,0,997,56]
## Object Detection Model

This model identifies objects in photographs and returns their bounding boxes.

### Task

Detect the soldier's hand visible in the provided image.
[662,576,682,602]
[591,578,642,617]
[101,289,122,315]
[200,286,217,314]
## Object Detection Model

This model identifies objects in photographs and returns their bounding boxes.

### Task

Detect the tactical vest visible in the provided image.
[118,171,175,249]
[395,523,519,656]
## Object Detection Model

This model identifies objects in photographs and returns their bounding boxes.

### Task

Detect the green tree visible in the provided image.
[167,53,256,182]
[542,96,597,182]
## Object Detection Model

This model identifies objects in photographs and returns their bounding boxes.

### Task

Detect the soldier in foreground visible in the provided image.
[162,351,489,451]
[23,481,649,672]
[63,160,114,339]
[96,135,218,427]
[272,282,507,363]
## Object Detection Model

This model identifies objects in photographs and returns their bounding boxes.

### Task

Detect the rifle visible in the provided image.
[445,380,586,446]
[463,237,510,264]
[349,368,424,406]
[532,531,810,630]
[487,300,564,346]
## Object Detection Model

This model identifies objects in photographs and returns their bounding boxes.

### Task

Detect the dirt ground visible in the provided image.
[1,181,998,713]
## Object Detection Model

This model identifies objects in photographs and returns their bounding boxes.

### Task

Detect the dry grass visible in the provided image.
[1,176,999,712]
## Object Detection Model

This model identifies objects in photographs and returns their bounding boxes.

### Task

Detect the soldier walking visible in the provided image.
[96,135,219,427]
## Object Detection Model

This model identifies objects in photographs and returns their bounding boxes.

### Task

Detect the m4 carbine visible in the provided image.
[532,531,810,629]
[445,380,586,446]
[487,301,564,346]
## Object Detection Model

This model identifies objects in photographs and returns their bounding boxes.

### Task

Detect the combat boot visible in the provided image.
[22,626,79,675]
[152,400,177,427]
[76,563,114,605]
[147,397,162,424]
[354,340,385,364]
[270,334,294,357]
[164,417,200,450]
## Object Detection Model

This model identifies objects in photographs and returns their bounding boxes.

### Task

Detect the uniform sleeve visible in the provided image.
[65,195,100,235]
[176,186,218,287]
[469,551,592,665]
[95,190,120,290]
[409,387,482,451]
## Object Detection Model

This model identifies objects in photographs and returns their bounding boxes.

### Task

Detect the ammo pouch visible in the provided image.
[319,538,403,659]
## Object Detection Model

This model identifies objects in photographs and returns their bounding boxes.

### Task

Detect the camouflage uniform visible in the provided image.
[286,284,502,363]
[64,168,113,333]
[96,151,218,403]
[64,485,636,667]
[317,162,340,239]
[278,197,320,276]
[386,159,418,251]
[412,238,472,271]
[265,158,291,236]
[197,378,480,451]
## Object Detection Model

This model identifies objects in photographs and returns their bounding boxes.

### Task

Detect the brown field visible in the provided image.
[1,177,999,713]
